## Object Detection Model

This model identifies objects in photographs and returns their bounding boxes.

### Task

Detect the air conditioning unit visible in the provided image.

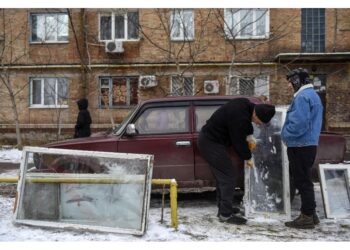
[139,75,157,88]
[105,40,124,53]
[204,80,219,94]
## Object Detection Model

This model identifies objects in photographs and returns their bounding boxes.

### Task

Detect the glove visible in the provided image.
[245,159,254,168]
[246,135,257,151]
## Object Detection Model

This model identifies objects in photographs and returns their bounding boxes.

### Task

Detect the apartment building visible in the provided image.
[0,8,349,149]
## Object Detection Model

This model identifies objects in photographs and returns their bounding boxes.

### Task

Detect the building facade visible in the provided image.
[0,8,349,151]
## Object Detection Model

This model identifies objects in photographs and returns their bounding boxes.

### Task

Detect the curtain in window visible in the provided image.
[45,15,58,41]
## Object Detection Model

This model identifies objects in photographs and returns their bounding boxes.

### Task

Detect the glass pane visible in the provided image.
[183,10,193,39]
[324,169,350,217]
[32,80,42,105]
[256,9,266,36]
[135,107,189,134]
[171,10,181,39]
[224,9,234,38]
[127,12,139,39]
[241,9,253,36]
[57,78,68,105]
[57,14,69,41]
[239,77,254,95]
[194,106,220,132]
[129,77,139,105]
[255,76,269,97]
[31,15,45,42]
[112,78,127,106]
[171,76,182,96]
[100,78,110,107]
[44,78,56,105]
[100,15,111,40]
[245,109,289,218]
[14,147,153,235]
[115,15,125,39]
[183,77,193,96]
[45,15,57,41]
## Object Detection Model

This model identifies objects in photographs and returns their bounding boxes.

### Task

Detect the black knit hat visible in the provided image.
[255,104,276,123]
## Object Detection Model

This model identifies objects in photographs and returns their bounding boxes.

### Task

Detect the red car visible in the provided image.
[41,95,347,192]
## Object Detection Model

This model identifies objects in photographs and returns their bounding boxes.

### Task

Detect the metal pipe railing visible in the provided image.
[0,176,178,230]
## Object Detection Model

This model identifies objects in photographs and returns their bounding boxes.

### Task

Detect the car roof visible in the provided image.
[140,95,263,105]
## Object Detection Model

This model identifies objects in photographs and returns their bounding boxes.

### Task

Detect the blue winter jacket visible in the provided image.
[281,84,323,147]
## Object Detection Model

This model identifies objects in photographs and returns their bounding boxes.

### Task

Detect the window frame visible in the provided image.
[29,77,68,108]
[170,9,194,41]
[170,76,195,96]
[224,8,270,40]
[98,11,140,42]
[226,75,269,98]
[29,12,69,44]
[301,8,325,53]
[99,76,139,108]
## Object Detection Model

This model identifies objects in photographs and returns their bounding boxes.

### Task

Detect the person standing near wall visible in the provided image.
[197,98,275,225]
[282,68,323,229]
[74,98,92,138]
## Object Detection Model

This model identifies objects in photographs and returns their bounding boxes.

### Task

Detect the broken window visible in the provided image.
[14,147,154,235]
[99,77,138,108]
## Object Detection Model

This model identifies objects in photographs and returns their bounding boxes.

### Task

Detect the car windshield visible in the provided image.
[112,106,138,135]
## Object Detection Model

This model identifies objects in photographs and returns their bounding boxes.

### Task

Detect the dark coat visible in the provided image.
[200,98,254,160]
[74,98,92,138]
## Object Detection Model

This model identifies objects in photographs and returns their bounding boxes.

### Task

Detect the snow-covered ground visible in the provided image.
[0,148,349,243]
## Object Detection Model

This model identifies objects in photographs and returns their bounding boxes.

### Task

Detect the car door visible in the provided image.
[118,103,194,181]
[193,100,242,182]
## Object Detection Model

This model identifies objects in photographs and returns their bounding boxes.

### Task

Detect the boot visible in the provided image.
[285,213,315,229]
[218,214,247,225]
[313,212,320,225]
[217,206,240,217]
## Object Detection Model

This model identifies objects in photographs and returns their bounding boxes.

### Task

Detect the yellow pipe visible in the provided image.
[151,179,178,229]
[0,176,178,230]
[0,177,18,183]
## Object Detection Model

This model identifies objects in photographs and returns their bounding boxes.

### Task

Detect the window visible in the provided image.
[30,13,69,43]
[99,77,138,107]
[226,76,269,98]
[134,107,189,135]
[171,76,194,96]
[195,105,221,132]
[30,78,68,107]
[170,9,194,41]
[301,9,325,52]
[224,9,269,39]
[99,11,139,41]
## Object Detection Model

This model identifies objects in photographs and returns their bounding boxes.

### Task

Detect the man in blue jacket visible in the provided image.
[282,68,323,229]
